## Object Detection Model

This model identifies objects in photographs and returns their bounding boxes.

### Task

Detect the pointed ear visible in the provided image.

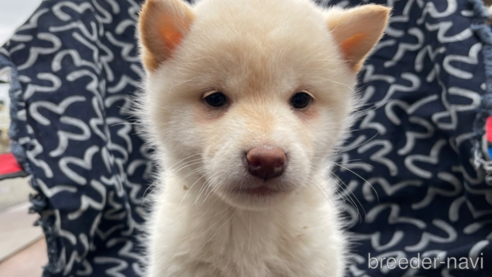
[138,0,195,71]
[325,5,391,72]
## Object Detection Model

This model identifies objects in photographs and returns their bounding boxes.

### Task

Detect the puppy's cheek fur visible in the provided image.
[294,107,320,155]
[193,103,230,124]
[295,104,320,123]
[193,104,235,163]
[162,106,205,156]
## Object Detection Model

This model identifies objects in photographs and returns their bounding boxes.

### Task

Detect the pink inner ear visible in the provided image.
[340,33,366,64]
[160,26,182,52]
[158,16,184,53]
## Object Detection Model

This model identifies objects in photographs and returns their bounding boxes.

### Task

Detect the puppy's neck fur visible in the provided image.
[148,170,345,277]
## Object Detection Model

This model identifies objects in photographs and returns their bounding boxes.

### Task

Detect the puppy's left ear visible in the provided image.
[138,0,195,71]
[325,5,391,72]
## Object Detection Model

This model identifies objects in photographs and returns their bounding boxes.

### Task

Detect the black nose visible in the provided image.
[246,147,286,180]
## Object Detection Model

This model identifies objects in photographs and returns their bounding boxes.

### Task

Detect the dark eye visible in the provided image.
[204,92,227,107]
[290,92,312,109]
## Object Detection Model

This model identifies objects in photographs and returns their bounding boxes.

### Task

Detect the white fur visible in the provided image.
[136,0,387,276]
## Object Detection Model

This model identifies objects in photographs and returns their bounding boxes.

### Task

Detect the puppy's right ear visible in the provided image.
[138,0,195,71]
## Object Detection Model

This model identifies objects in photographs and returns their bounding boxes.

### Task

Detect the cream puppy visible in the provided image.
[136,0,390,276]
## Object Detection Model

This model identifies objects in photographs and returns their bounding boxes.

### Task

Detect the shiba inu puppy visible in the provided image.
[136,0,390,276]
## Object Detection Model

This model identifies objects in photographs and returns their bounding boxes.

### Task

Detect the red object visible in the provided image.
[487,117,492,143]
[0,153,26,180]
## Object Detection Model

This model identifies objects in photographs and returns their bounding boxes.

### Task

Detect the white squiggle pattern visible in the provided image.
[323,0,492,276]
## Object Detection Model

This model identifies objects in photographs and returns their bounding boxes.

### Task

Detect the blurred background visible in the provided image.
[0,1,44,277]
[0,0,41,153]
[0,0,491,277]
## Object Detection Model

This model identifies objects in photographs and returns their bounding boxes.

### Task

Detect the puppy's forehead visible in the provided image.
[176,0,340,94]
[192,0,328,43]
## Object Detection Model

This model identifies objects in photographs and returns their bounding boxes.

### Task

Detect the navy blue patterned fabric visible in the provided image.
[0,0,491,276]
[319,0,492,276]
[0,1,151,276]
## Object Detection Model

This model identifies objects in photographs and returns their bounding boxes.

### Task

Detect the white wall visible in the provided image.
[0,83,9,136]
[0,0,42,45]
[0,0,41,140]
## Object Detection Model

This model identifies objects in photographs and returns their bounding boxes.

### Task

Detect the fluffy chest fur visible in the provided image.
[148,174,345,277]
